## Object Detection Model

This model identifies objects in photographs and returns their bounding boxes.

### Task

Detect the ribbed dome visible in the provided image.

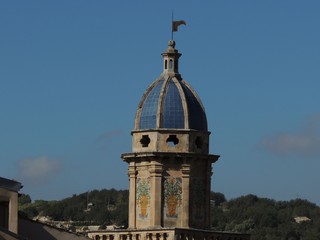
[134,40,207,132]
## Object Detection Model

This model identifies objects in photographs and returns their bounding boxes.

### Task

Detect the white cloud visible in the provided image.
[260,113,320,157]
[95,130,124,152]
[96,130,123,142]
[17,156,61,183]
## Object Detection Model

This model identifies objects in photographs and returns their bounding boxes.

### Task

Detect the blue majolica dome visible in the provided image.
[134,40,207,132]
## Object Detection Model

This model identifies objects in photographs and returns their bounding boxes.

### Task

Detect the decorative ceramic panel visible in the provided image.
[164,177,182,218]
[136,177,150,219]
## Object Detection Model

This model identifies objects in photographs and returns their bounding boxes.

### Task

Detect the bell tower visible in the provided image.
[121,40,219,230]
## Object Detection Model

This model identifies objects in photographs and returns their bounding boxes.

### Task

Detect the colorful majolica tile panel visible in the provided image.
[164,177,182,218]
[136,177,150,219]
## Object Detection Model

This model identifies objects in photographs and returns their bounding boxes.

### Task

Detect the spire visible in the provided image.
[161,40,181,75]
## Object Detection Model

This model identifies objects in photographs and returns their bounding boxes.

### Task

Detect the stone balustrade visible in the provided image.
[87,228,250,240]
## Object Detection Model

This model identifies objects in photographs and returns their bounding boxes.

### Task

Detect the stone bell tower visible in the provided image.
[121,40,219,230]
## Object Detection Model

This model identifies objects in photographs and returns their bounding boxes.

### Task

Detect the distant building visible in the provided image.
[294,216,311,224]
[0,176,90,240]
[0,177,21,236]
[88,40,250,240]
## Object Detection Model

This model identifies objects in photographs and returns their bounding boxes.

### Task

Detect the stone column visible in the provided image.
[181,162,191,228]
[9,192,18,234]
[128,163,137,229]
[205,159,213,229]
[149,161,163,228]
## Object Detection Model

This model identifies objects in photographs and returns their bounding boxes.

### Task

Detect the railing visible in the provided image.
[87,228,250,240]
[174,228,250,240]
[87,229,173,240]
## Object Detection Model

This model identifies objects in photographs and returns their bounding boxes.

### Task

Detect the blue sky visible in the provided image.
[1,1,320,205]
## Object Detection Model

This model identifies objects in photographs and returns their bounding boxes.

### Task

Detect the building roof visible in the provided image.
[134,40,207,132]
[0,177,22,192]
[18,216,90,240]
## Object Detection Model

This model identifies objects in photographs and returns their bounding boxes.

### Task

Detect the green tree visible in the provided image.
[210,192,226,206]
[19,194,32,206]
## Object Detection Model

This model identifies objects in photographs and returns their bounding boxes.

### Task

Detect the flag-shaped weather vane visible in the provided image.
[171,13,186,40]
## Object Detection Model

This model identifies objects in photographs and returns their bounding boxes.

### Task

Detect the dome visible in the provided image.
[134,41,207,132]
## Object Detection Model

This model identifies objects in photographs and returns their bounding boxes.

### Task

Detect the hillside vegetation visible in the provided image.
[211,194,320,240]
[19,189,128,227]
[19,190,320,240]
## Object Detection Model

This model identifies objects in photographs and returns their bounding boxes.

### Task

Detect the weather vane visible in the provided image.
[171,12,186,40]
